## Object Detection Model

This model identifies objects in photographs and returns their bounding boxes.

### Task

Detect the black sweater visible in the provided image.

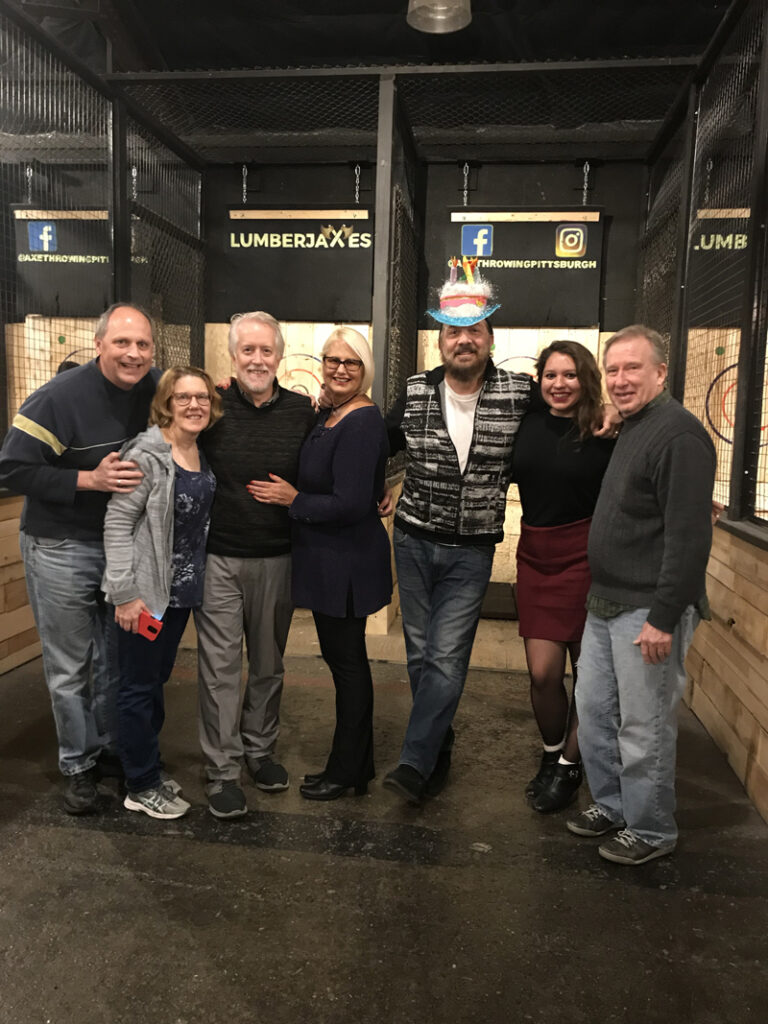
[587,393,716,633]
[512,410,614,527]
[200,383,315,558]
[0,360,158,541]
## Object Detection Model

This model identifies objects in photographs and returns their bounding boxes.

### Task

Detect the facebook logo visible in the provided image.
[462,224,493,257]
[28,222,57,252]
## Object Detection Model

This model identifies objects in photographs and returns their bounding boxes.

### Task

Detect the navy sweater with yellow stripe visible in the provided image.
[0,359,158,541]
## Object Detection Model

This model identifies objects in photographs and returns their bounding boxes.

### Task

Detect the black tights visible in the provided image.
[524,637,580,763]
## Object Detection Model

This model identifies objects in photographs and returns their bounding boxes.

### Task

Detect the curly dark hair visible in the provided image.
[535,340,604,439]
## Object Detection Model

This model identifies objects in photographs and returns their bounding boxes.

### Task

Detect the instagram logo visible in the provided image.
[555,224,587,258]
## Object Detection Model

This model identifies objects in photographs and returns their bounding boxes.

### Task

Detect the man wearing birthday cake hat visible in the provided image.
[383,258,533,805]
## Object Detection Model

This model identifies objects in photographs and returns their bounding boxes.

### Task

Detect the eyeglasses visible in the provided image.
[322,356,363,371]
[172,392,211,405]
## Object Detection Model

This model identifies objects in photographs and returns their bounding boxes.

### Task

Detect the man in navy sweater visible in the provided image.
[566,325,716,865]
[0,304,158,814]
[196,311,315,819]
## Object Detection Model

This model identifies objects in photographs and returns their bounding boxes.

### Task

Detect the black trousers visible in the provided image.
[312,611,375,786]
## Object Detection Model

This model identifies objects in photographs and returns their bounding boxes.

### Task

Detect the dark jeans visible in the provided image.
[313,611,375,786]
[116,606,191,793]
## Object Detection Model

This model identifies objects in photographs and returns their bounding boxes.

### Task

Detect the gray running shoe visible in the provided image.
[599,829,676,866]
[159,771,182,796]
[566,803,624,837]
[124,786,190,820]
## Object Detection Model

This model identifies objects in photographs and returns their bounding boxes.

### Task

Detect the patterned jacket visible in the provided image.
[386,361,532,546]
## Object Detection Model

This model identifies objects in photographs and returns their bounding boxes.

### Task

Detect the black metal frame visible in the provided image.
[3,0,767,542]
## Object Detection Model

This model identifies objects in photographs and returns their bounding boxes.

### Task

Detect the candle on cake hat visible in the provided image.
[427,257,501,326]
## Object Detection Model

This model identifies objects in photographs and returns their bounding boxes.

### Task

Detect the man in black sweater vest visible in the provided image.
[0,304,158,815]
[567,325,716,865]
[196,311,315,819]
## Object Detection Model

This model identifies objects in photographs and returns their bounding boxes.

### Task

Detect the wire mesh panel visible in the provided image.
[636,121,687,346]
[681,0,764,510]
[398,64,694,157]
[386,183,418,415]
[0,11,111,436]
[125,118,203,368]
[117,76,381,162]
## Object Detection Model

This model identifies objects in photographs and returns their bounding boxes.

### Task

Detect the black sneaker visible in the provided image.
[383,764,426,805]
[531,761,582,814]
[246,756,289,792]
[63,768,100,815]
[207,781,247,819]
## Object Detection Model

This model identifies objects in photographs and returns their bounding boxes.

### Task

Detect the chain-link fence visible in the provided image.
[0,10,111,433]
[0,12,203,444]
[637,0,768,522]
[125,117,203,368]
[684,0,762,513]
[636,122,687,349]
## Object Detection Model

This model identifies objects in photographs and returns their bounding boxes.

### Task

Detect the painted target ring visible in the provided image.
[704,363,768,447]
[279,353,322,396]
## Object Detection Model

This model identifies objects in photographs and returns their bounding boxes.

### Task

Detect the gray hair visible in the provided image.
[603,324,667,366]
[94,302,154,341]
[229,311,285,358]
[321,326,375,394]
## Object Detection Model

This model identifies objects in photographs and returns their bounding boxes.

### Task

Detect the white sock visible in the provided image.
[543,743,563,754]
[558,755,578,766]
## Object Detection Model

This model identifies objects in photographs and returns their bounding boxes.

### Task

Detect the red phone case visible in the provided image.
[137,611,164,641]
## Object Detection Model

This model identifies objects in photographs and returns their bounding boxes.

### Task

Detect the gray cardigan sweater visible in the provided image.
[587,393,716,633]
[102,425,175,617]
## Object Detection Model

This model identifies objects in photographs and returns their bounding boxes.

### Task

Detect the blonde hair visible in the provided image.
[149,366,222,429]
[321,326,375,394]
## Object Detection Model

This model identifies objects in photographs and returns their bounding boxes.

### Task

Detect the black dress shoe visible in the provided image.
[532,762,583,813]
[303,771,326,786]
[299,778,367,801]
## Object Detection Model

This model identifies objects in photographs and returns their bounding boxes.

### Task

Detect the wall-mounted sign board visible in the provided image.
[207,208,374,323]
[430,208,604,328]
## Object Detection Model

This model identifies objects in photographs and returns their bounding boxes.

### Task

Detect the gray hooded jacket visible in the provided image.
[102,425,175,617]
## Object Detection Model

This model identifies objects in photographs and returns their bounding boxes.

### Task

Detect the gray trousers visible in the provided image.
[195,552,293,784]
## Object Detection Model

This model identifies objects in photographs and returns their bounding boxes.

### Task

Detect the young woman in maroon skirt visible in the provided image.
[512,341,614,813]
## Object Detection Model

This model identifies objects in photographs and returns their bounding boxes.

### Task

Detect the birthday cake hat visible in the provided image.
[427,257,501,327]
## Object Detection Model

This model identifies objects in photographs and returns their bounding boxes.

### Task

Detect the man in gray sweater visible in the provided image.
[566,325,716,865]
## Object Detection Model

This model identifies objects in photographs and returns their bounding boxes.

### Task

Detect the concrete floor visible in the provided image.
[1,615,767,1024]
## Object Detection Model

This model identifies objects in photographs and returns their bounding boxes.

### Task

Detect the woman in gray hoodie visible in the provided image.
[103,367,220,819]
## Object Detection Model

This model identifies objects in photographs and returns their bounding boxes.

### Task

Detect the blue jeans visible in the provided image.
[20,532,118,777]
[394,528,494,778]
[575,606,700,847]
[117,606,191,793]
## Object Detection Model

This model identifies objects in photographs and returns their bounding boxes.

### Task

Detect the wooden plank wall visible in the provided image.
[685,529,768,823]
[0,496,40,674]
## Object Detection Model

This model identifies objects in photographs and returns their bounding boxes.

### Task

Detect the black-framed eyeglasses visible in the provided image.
[322,356,363,370]
[172,392,211,405]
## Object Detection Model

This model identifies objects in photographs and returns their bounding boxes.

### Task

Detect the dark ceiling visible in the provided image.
[10,0,739,165]
[21,0,731,72]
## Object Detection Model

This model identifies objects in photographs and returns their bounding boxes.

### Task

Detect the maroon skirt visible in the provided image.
[515,517,592,642]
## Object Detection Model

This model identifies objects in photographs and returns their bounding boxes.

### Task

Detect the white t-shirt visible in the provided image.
[443,380,481,473]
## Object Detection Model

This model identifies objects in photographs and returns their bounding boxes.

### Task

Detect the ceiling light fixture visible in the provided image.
[406,0,472,35]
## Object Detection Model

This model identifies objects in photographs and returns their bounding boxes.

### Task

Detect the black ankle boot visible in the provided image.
[525,750,560,801]
[532,761,582,813]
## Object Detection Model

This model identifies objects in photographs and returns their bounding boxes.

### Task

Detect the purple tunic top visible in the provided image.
[289,405,392,618]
